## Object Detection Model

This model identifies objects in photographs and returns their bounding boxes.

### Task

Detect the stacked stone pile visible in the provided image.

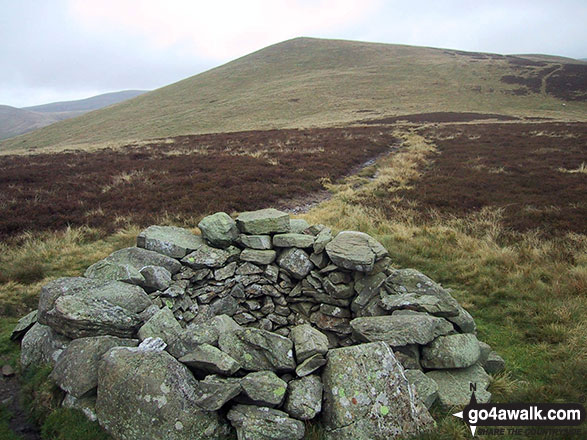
[13,208,504,440]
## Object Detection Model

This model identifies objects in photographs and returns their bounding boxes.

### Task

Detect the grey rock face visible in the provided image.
[52,336,138,398]
[10,310,37,340]
[20,323,70,369]
[295,353,327,377]
[277,248,313,280]
[194,375,242,411]
[241,370,288,406]
[289,324,329,363]
[44,296,142,339]
[284,375,323,420]
[97,347,228,440]
[426,363,491,409]
[38,277,105,324]
[322,342,434,439]
[290,218,310,234]
[105,247,182,274]
[181,245,230,269]
[351,272,386,312]
[313,227,332,254]
[137,225,204,258]
[227,404,305,440]
[140,265,172,291]
[240,249,277,265]
[421,334,481,369]
[350,313,454,347]
[84,261,145,285]
[273,233,315,249]
[325,231,388,272]
[236,208,291,235]
[179,343,241,375]
[198,212,239,249]
[137,307,182,343]
[238,234,273,250]
[214,261,237,281]
[218,328,296,372]
[404,369,438,409]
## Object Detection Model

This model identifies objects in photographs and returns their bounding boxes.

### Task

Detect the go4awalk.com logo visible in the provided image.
[452,387,585,437]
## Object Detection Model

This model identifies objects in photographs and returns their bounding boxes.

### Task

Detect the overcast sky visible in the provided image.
[1,0,586,107]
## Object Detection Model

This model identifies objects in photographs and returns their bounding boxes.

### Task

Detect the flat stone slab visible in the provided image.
[325,231,388,272]
[10,310,37,340]
[236,208,291,235]
[350,313,454,347]
[240,248,277,265]
[137,225,204,258]
[289,324,329,363]
[421,333,481,369]
[273,233,315,248]
[181,244,230,269]
[104,247,182,274]
[227,404,305,440]
[322,341,434,439]
[238,234,273,250]
[84,261,145,285]
[179,343,241,376]
[426,363,491,409]
[405,369,438,409]
[198,212,239,249]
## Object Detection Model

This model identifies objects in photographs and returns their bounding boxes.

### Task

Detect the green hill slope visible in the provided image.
[2,37,586,154]
[0,105,64,140]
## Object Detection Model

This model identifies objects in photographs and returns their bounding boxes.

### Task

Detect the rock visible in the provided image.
[62,394,98,422]
[310,312,352,335]
[277,248,313,280]
[393,345,421,370]
[484,351,506,374]
[138,307,182,343]
[236,208,291,235]
[284,375,322,420]
[421,334,481,369]
[238,234,273,250]
[273,233,314,248]
[322,278,354,299]
[426,363,491,409]
[309,251,329,269]
[295,353,327,377]
[214,261,237,281]
[350,313,454,347]
[322,341,434,439]
[313,227,332,254]
[140,265,172,291]
[2,364,15,377]
[137,225,204,258]
[405,369,438,409]
[44,296,142,339]
[181,245,230,269]
[10,310,37,340]
[227,404,305,440]
[289,324,329,363]
[38,278,151,325]
[20,323,70,369]
[237,262,264,275]
[84,261,145,285]
[218,328,295,372]
[51,336,138,398]
[194,375,242,411]
[97,347,228,439]
[240,249,277,265]
[241,370,288,406]
[290,218,310,233]
[179,343,241,375]
[264,265,279,282]
[198,212,238,248]
[325,231,388,272]
[327,271,352,284]
[381,292,460,317]
[351,272,386,313]
[320,304,351,318]
[209,295,239,317]
[105,247,182,274]
[478,341,492,365]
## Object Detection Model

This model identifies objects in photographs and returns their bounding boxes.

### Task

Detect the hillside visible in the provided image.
[0,90,147,141]
[1,37,586,154]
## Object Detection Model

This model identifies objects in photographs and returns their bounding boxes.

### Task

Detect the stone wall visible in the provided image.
[14,208,505,440]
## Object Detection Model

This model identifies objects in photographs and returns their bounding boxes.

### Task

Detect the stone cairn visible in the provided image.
[12,208,505,440]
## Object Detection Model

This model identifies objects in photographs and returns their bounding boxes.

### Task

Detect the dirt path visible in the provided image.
[0,375,41,439]
[541,64,562,95]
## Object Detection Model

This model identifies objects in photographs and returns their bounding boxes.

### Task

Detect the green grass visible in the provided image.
[2,37,586,154]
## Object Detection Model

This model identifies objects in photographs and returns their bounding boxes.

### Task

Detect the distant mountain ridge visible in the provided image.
[0,90,148,140]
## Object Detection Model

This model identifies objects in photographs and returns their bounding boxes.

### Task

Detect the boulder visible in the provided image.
[238,234,273,250]
[404,369,438,409]
[20,323,70,369]
[283,375,323,420]
[240,249,277,265]
[10,310,37,340]
[97,347,228,439]
[137,225,204,258]
[273,233,315,249]
[350,313,454,347]
[241,370,288,406]
[236,208,291,235]
[105,247,182,274]
[426,363,491,409]
[84,261,145,285]
[140,265,172,292]
[325,231,388,272]
[193,375,242,411]
[181,245,230,269]
[198,212,239,249]
[322,342,434,439]
[218,328,295,372]
[289,324,329,363]
[290,218,310,234]
[421,334,481,369]
[227,404,305,440]
[137,307,182,343]
[51,336,138,398]
[277,248,313,280]
[483,351,506,374]
[179,343,241,375]
[44,296,142,339]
